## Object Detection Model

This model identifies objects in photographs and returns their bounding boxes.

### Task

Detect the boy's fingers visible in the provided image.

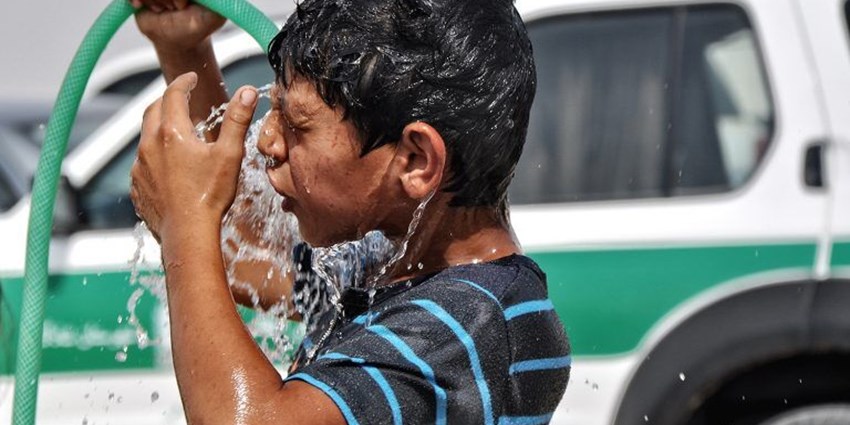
[140,99,162,153]
[217,86,258,155]
[142,99,162,133]
[160,72,198,138]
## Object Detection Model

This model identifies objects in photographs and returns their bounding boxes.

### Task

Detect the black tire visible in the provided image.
[759,404,850,425]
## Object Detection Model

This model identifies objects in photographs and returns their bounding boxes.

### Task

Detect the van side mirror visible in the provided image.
[52,176,80,235]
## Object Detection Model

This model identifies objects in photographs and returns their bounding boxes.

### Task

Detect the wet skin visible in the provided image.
[255,78,524,279]
[257,79,402,247]
[128,2,525,424]
[130,73,347,425]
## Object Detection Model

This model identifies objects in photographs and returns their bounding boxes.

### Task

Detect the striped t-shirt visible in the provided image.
[286,254,571,424]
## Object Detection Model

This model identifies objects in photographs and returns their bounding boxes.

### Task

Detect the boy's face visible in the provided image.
[257,76,399,247]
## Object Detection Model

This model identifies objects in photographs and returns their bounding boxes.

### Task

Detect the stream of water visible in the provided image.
[126,85,429,365]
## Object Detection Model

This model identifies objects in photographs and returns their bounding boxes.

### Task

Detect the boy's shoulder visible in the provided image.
[288,255,570,424]
[408,253,549,305]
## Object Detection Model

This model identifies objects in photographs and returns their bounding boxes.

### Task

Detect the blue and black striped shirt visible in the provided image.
[287,254,571,424]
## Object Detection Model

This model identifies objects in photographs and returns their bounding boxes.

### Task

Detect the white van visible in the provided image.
[1,0,849,424]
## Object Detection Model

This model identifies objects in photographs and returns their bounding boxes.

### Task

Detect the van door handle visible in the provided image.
[804,142,827,188]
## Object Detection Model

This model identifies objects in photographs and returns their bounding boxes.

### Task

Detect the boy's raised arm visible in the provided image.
[129,75,344,425]
[132,0,298,312]
[133,0,228,132]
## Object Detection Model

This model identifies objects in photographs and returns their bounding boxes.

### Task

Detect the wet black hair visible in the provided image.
[268,0,536,208]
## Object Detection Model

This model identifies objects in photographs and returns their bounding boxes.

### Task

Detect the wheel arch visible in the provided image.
[611,273,850,425]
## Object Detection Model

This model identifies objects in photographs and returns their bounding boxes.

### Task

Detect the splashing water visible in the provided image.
[127,81,431,365]
[304,193,434,360]
[194,83,274,142]
[126,222,165,351]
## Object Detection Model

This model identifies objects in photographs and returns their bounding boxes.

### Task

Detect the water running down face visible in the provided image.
[256,78,402,247]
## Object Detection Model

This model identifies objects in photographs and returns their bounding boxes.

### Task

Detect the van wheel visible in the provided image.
[759,404,850,425]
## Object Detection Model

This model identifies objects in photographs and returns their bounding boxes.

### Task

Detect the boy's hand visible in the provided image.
[132,0,225,52]
[130,72,257,243]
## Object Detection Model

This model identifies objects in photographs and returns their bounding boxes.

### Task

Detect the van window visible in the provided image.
[0,173,14,213]
[78,139,139,230]
[100,69,161,97]
[510,4,773,204]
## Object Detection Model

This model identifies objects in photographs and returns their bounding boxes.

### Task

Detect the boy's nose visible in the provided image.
[257,113,288,164]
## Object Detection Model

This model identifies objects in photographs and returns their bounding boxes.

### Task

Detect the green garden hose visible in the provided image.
[11,1,278,424]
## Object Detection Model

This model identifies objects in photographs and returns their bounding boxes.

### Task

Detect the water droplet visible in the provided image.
[82,418,88,425]
[592,383,599,391]
[679,372,686,381]
[151,391,160,403]
[115,351,127,362]
[81,277,88,286]
[783,398,788,404]
[417,262,424,270]
[117,315,123,324]
[644,415,649,422]
[741,395,746,400]
[108,392,115,401]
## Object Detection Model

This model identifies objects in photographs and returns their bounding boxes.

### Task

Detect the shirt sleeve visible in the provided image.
[285,283,511,425]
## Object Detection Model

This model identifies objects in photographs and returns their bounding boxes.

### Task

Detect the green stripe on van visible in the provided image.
[0,272,301,376]
[1,271,159,375]
[831,241,850,267]
[0,272,159,374]
[529,243,816,356]
[0,242,818,374]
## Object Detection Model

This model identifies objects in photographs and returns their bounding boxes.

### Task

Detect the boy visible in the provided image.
[129,0,570,423]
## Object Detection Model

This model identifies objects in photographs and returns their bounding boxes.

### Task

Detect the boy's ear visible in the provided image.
[394,121,447,200]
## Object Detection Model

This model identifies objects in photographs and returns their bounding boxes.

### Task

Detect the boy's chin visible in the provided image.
[297,221,362,248]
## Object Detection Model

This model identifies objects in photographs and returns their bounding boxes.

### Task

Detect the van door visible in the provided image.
[795,0,850,277]
[511,0,832,423]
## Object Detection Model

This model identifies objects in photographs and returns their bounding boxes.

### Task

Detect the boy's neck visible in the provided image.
[386,204,522,283]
